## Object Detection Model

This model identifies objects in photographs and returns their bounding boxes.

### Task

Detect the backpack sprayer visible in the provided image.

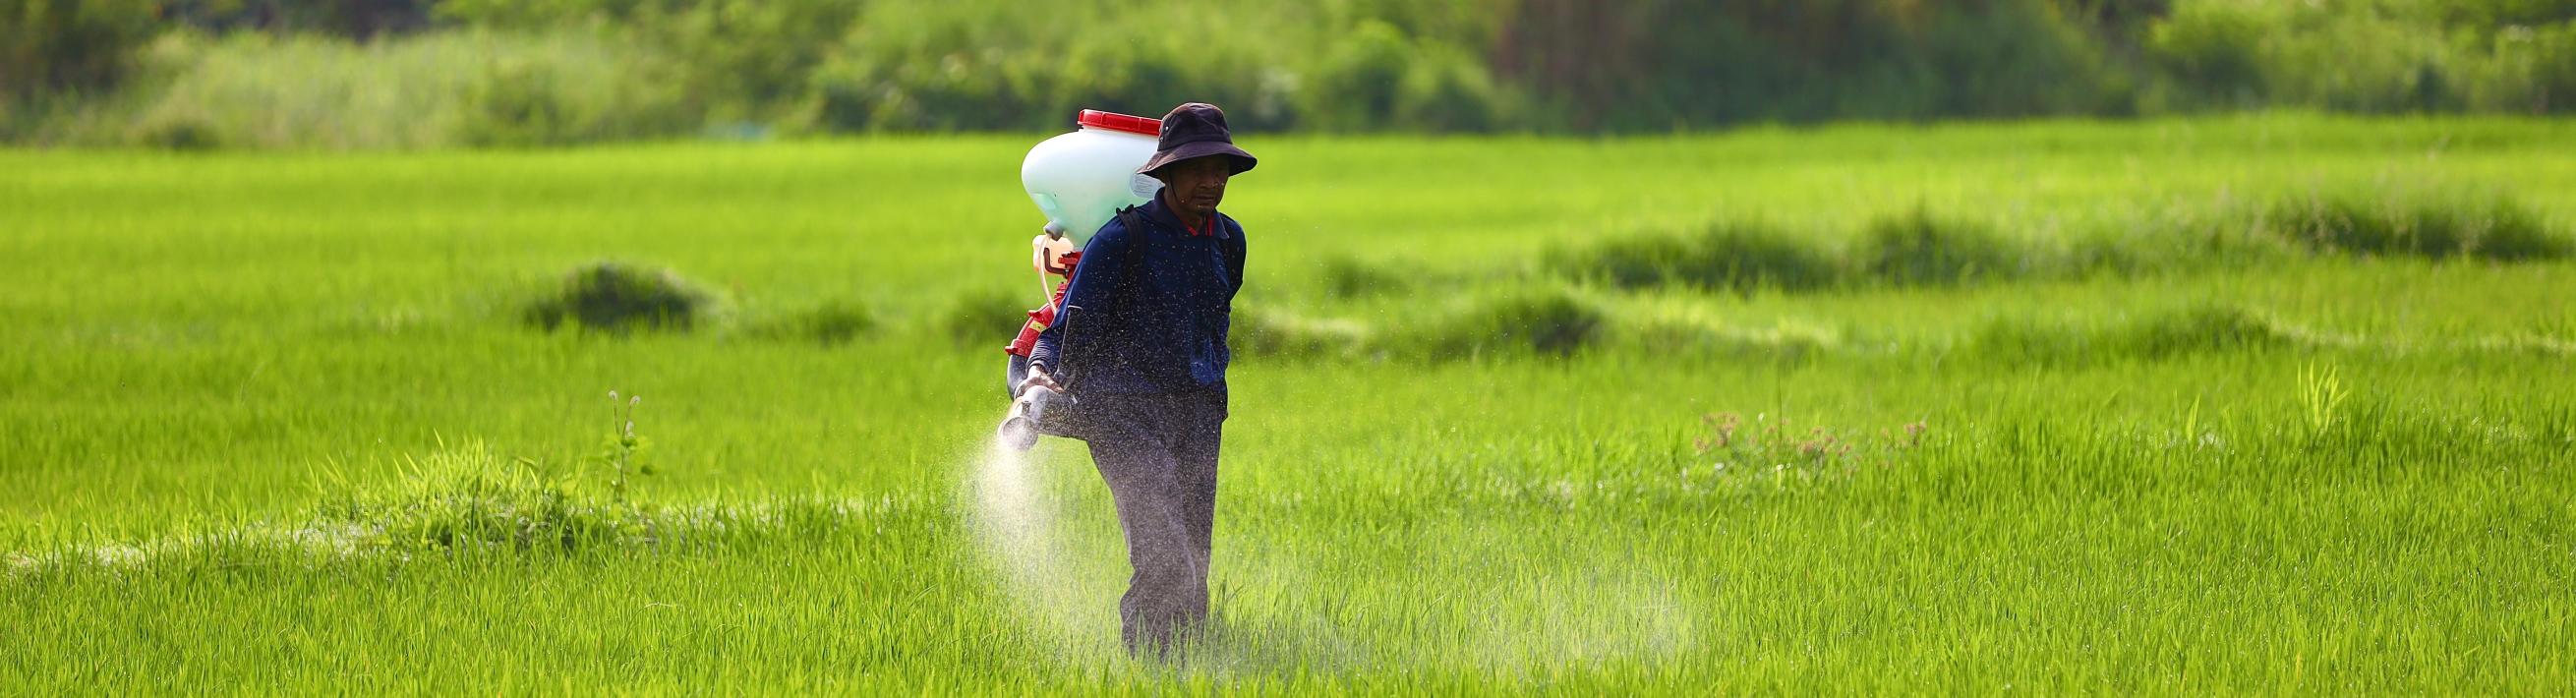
[996,110,1165,451]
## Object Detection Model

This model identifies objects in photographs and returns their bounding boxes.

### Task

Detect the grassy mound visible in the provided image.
[2111,303,2297,358]
[318,441,643,553]
[1972,302,2300,365]
[1560,220,1836,295]
[1559,207,2024,294]
[746,301,875,346]
[1398,288,1607,360]
[939,287,1037,350]
[1556,190,2570,303]
[1618,314,1834,364]
[522,262,711,333]
[1230,304,1370,359]
[1854,206,2022,287]
[2267,191,2568,261]
[1317,255,1414,300]
[4,441,905,576]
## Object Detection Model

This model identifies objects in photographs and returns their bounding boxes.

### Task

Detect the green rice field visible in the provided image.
[2,115,2571,693]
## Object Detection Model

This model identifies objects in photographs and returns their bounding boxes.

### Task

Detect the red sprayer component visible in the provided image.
[1005,251,1081,356]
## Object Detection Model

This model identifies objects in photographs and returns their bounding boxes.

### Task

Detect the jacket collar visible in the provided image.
[1142,194,1231,240]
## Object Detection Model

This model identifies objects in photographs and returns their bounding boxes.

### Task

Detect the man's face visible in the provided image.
[1158,157,1232,217]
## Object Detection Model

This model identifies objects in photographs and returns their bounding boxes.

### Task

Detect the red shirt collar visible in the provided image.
[1151,193,1224,238]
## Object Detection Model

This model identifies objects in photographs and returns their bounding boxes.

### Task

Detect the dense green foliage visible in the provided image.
[2146,0,2576,113]
[2,117,2572,691]
[10,0,2576,146]
[0,0,159,96]
[30,29,696,149]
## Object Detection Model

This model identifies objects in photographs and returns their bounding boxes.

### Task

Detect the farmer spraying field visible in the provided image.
[1000,103,1255,654]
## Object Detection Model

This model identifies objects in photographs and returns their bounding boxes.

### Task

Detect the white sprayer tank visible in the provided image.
[1022,110,1165,243]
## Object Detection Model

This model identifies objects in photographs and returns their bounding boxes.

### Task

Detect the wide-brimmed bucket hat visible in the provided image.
[1138,102,1257,176]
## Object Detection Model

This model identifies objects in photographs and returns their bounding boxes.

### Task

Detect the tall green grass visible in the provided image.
[2,118,2571,692]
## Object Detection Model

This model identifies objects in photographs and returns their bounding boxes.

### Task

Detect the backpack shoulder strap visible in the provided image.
[1112,205,1150,275]
[1112,205,1149,240]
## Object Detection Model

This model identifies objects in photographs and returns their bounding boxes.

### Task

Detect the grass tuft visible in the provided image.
[1973,302,2297,365]
[1230,304,1370,359]
[1317,255,1413,300]
[1400,288,1606,359]
[939,287,1038,350]
[2110,303,2295,358]
[747,300,875,346]
[318,440,644,553]
[1562,207,2027,294]
[1854,205,2020,287]
[522,262,711,333]
[1622,316,1834,364]
[1560,220,1835,294]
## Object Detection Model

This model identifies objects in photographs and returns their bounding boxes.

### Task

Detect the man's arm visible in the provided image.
[1026,222,1134,379]
[1222,216,1246,296]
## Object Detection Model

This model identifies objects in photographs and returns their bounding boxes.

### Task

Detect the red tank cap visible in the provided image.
[1078,109,1162,137]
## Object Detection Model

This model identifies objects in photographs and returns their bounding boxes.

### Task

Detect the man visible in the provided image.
[1023,102,1254,654]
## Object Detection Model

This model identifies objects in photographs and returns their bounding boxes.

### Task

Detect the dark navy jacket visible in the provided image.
[1027,196,1245,396]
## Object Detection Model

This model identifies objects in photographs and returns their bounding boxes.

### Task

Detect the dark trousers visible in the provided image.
[1079,388,1226,652]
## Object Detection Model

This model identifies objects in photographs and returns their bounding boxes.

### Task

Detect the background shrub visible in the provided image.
[2147,0,2576,115]
[2144,1,2273,109]
[2463,20,2576,113]
[17,0,2576,145]
[0,0,160,98]
[83,30,690,149]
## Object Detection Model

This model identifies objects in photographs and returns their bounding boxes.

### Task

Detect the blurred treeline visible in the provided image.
[6,0,2575,147]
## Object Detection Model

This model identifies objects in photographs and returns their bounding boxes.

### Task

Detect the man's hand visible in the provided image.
[1020,365,1063,395]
